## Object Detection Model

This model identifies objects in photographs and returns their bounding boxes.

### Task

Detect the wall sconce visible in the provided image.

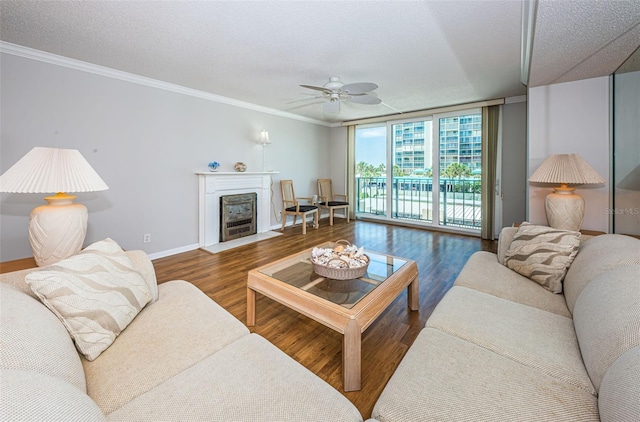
[529,153,605,231]
[257,130,271,171]
[0,147,109,266]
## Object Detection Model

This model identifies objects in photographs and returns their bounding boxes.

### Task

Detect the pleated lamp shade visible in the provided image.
[0,147,108,193]
[529,154,605,185]
[529,154,604,232]
[0,147,108,267]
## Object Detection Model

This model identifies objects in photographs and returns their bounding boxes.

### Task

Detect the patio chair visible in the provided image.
[280,179,319,234]
[317,178,350,226]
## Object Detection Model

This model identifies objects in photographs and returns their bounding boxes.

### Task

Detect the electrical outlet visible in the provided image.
[143,233,151,243]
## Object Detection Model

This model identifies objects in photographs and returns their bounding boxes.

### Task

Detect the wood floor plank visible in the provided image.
[152,219,496,418]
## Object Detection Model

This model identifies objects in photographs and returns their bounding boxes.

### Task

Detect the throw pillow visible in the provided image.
[25,238,151,361]
[504,223,581,293]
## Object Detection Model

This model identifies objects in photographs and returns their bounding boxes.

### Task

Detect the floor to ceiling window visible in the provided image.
[355,125,387,217]
[355,110,482,232]
[436,111,482,229]
[391,119,434,222]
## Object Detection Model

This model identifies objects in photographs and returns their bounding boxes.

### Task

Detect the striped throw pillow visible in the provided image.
[25,238,151,361]
[504,223,581,293]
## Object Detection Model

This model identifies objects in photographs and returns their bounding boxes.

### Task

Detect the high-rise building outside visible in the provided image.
[439,114,482,174]
[372,113,482,177]
[393,121,431,175]
[392,113,482,176]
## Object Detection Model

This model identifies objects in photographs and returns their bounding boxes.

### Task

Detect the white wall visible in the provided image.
[328,126,348,193]
[501,100,528,228]
[528,77,610,232]
[0,52,332,261]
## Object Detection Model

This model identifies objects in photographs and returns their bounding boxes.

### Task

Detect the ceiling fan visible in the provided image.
[296,76,382,115]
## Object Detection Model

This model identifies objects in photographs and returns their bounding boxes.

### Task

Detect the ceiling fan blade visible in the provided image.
[323,99,340,115]
[300,84,331,93]
[341,82,378,94]
[348,94,382,105]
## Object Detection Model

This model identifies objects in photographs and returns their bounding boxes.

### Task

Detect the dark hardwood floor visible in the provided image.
[152,219,496,418]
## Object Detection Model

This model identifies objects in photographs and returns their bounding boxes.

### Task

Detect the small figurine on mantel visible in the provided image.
[234,162,247,172]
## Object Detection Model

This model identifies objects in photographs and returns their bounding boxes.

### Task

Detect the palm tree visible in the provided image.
[442,163,472,179]
[357,161,385,177]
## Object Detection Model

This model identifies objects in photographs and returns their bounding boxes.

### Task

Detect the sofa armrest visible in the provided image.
[0,267,40,298]
[497,226,518,265]
[125,250,159,303]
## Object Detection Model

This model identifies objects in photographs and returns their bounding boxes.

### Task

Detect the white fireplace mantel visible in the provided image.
[197,171,279,247]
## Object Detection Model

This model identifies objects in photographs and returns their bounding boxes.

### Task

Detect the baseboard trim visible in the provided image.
[148,243,199,261]
[150,214,341,260]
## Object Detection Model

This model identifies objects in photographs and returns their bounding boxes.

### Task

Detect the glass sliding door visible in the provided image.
[436,111,482,230]
[355,125,388,217]
[354,109,482,233]
[391,120,434,223]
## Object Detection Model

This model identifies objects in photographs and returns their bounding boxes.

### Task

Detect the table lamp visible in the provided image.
[0,147,109,266]
[529,154,605,231]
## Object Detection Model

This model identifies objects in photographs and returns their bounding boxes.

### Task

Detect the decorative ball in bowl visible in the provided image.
[234,162,247,172]
[310,240,369,280]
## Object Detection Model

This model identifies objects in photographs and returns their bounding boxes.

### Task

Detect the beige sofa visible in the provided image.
[370,231,640,421]
[0,250,363,421]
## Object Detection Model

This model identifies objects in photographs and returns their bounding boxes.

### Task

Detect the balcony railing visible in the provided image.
[356,176,481,230]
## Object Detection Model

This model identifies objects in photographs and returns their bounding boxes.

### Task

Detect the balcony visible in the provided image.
[356,176,481,230]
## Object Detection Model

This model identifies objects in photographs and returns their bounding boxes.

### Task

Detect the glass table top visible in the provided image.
[258,244,408,309]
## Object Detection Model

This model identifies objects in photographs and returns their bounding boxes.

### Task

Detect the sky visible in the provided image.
[355,126,386,166]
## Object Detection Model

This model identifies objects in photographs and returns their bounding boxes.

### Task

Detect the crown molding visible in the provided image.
[0,41,331,127]
[505,95,527,104]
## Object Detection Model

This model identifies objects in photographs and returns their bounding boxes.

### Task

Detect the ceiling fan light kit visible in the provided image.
[324,76,344,91]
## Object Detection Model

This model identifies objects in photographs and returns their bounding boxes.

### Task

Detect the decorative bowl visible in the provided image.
[310,240,369,280]
[234,162,247,172]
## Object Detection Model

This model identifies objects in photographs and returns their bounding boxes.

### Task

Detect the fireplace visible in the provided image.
[197,172,277,247]
[220,193,257,242]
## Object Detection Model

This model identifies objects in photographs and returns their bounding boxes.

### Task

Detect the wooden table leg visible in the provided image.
[247,287,256,326]
[408,276,419,311]
[343,319,362,391]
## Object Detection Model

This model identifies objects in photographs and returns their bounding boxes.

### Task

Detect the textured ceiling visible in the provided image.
[1,1,639,124]
[529,0,640,87]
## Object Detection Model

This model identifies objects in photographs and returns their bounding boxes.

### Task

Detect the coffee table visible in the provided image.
[246,242,419,391]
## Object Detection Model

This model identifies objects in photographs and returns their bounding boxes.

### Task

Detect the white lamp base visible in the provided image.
[544,187,584,231]
[29,194,88,267]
